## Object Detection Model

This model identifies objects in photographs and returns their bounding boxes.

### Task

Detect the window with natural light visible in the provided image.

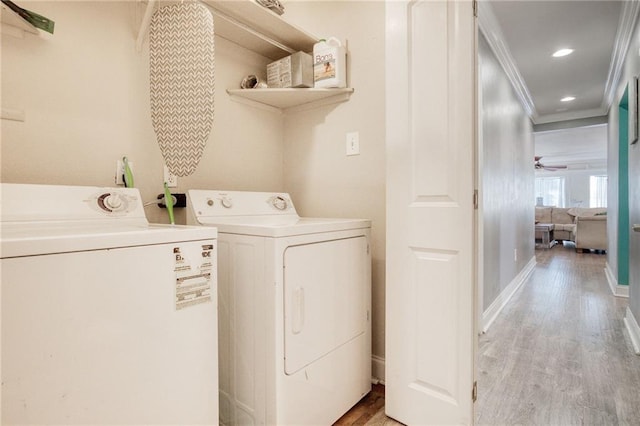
[535,176,565,207]
[590,175,607,208]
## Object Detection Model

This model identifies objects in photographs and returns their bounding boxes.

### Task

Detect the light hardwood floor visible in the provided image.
[476,243,640,425]
[334,384,387,425]
[347,243,640,425]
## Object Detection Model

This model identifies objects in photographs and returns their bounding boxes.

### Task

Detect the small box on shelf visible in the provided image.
[267,52,313,88]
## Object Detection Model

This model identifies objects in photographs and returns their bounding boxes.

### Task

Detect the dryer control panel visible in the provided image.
[188,190,298,220]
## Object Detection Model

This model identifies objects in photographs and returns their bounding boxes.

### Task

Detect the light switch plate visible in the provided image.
[346,131,360,156]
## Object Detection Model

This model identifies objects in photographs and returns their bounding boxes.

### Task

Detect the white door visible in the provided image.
[385,0,477,424]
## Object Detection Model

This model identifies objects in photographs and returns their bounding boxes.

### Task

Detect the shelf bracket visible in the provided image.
[1,108,26,122]
[136,0,157,52]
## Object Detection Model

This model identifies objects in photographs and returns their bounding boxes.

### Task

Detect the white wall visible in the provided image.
[534,124,608,208]
[479,32,535,312]
[278,2,387,372]
[1,1,284,225]
[535,168,608,207]
[608,112,621,279]
[534,124,608,169]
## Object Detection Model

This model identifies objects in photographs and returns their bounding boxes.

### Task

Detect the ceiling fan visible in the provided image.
[535,156,568,171]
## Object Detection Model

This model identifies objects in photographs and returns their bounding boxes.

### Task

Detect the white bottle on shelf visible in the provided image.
[313,37,347,88]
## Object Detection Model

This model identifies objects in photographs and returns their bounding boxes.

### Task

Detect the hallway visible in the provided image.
[476,244,640,425]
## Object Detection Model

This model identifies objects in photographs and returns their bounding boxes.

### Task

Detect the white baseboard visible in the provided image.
[624,307,640,355]
[481,256,536,333]
[371,355,385,384]
[604,262,629,298]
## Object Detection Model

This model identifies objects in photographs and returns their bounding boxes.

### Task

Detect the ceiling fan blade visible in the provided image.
[543,165,568,171]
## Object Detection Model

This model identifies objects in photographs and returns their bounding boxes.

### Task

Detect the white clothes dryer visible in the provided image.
[187,190,372,426]
[1,183,218,425]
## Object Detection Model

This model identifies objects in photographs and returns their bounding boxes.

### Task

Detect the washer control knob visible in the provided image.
[207,199,214,206]
[221,197,233,209]
[105,194,123,210]
[97,192,127,213]
[272,196,288,210]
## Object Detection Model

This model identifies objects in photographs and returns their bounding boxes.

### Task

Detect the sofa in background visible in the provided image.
[535,207,575,241]
[574,215,607,251]
[534,206,607,251]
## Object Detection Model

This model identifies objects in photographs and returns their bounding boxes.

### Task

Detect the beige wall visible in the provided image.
[1,1,284,224]
[2,1,387,377]
[280,2,387,370]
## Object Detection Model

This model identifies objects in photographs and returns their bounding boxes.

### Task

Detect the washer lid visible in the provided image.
[1,223,217,258]
[194,216,371,237]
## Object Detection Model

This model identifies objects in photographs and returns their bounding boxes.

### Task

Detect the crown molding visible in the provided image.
[533,107,609,125]
[477,0,536,119]
[533,116,609,133]
[602,0,640,109]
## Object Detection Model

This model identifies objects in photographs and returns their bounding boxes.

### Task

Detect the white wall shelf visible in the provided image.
[1,2,39,36]
[137,0,319,60]
[138,1,355,111]
[227,88,354,112]
[203,0,317,59]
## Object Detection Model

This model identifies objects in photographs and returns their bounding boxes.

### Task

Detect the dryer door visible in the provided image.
[283,236,368,375]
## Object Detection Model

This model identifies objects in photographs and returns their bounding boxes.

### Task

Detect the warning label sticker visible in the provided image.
[174,244,215,310]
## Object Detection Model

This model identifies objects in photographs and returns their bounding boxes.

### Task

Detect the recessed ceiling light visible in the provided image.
[561,96,576,102]
[553,48,574,57]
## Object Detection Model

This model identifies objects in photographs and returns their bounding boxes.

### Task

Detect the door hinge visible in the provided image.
[473,0,478,17]
[472,381,478,402]
[473,190,479,210]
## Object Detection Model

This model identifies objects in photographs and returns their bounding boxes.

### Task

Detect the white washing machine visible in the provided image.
[187,190,372,426]
[1,183,218,425]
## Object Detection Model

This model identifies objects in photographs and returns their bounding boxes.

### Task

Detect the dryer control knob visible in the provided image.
[272,196,288,210]
[221,197,233,208]
[207,199,214,206]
